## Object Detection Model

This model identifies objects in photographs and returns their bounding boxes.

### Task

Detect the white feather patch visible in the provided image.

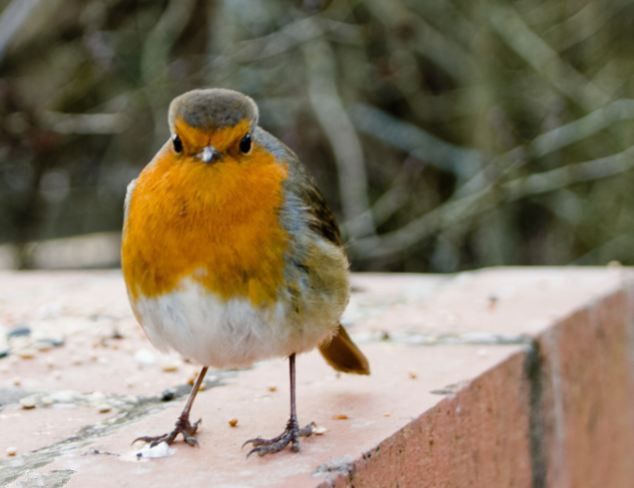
[133,278,338,368]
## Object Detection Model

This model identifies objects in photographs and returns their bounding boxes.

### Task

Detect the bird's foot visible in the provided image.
[243,417,315,457]
[133,415,202,447]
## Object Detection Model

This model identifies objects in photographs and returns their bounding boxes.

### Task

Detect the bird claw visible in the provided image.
[133,417,202,447]
[243,420,315,457]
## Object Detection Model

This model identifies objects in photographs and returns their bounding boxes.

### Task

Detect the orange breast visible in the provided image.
[122,143,289,306]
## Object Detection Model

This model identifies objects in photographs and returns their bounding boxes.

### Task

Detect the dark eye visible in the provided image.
[172,135,183,153]
[239,134,252,154]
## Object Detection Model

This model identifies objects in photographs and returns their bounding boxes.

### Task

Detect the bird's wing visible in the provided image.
[294,169,343,247]
[254,126,344,247]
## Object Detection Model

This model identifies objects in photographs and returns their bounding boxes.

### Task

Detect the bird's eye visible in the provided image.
[239,134,252,154]
[172,135,183,153]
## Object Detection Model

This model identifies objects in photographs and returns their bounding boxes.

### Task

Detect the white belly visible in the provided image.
[132,278,338,368]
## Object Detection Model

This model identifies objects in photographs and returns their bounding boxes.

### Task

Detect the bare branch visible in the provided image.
[350,103,483,180]
[529,99,634,158]
[343,156,423,234]
[0,0,42,62]
[41,111,128,135]
[141,0,197,83]
[489,4,610,110]
[302,33,375,238]
[350,146,634,260]
[366,0,477,81]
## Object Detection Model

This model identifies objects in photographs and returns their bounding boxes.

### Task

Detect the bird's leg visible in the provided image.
[134,366,208,447]
[243,354,315,457]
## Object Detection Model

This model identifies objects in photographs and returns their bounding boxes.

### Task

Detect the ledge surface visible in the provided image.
[0,268,632,487]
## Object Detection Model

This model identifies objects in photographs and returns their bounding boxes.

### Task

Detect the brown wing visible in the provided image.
[253,126,343,246]
[298,176,343,246]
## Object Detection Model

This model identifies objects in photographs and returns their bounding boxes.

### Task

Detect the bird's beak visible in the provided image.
[199,146,219,163]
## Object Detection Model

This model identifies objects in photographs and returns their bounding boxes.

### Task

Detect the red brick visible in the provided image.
[0,268,632,487]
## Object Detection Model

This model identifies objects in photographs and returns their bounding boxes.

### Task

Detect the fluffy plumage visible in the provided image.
[122,88,368,375]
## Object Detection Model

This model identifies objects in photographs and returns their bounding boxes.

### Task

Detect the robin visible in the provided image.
[121,88,370,457]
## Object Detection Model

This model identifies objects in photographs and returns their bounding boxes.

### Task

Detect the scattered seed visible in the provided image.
[186,371,198,385]
[17,349,36,360]
[35,342,52,352]
[333,414,349,420]
[487,294,499,310]
[20,397,36,409]
[6,447,17,457]
[408,371,418,380]
[71,355,83,366]
[97,404,112,414]
[228,418,238,428]
[12,377,21,386]
[267,385,278,393]
[313,425,327,435]
[161,361,180,373]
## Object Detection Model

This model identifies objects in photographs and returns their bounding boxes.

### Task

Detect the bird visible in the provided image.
[121,88,370,457]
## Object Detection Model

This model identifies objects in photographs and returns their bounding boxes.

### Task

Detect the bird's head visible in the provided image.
[167,88,258,164]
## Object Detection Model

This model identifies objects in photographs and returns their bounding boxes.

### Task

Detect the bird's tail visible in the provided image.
[319,324,370,375]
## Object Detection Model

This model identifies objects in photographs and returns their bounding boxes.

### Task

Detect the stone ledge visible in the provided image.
[0,268,632,487]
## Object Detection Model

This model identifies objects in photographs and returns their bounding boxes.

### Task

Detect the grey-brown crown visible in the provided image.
[168,88,259,131]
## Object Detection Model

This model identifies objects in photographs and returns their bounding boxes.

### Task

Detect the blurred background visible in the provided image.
[0,0,633,272]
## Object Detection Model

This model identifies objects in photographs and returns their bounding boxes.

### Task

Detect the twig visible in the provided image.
[528,99,634,158]
[342,155,423,234]
[350,145,634,259]
[366,0,477,81]
[489,4,609,110]
[0,0,42,62]
[505,146,634,201]
[350,103,483,180]
[140,0,197,141]
[456,98,634,197]
[229,16,362,64]
[140,0,197,83]
[41,111,128,135]
[302,33,375,238]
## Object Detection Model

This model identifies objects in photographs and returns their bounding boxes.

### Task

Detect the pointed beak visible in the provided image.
[199,146,219,163]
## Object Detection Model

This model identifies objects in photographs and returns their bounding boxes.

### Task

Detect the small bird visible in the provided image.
[121,88,369,456]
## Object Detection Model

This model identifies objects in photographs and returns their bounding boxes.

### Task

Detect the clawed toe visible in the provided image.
[132,434,170,447]
[133,417,202,447]
[243,420,315,457]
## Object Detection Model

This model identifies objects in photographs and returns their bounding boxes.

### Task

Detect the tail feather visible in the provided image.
[319,324,370,375]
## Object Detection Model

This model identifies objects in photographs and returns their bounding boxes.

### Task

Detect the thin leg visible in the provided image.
[134,366,208,447]
[243,354,315,457]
